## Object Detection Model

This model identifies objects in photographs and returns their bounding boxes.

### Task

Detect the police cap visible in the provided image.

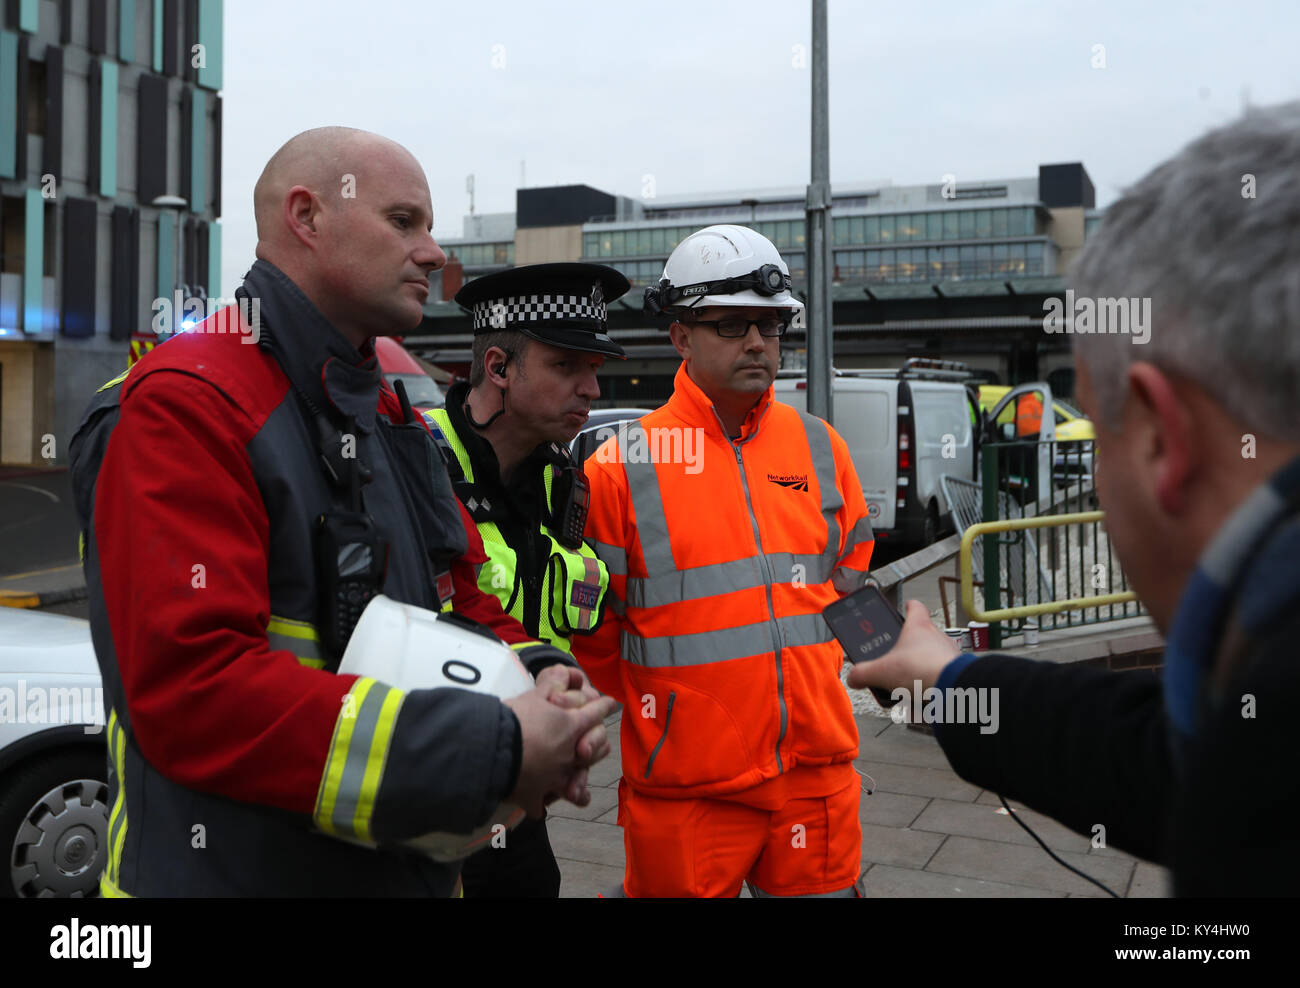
[454,262,629,359]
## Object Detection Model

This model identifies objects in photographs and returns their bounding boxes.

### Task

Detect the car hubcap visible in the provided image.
[10,779,109,897]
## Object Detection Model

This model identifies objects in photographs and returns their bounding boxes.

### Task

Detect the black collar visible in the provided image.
[240,260,382,434]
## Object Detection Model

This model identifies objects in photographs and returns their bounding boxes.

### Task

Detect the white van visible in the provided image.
[774,359,984,549]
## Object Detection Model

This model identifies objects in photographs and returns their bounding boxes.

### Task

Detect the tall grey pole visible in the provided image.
[805,0,833,423]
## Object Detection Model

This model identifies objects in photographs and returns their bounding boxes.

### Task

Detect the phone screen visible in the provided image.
[823,584,905,665]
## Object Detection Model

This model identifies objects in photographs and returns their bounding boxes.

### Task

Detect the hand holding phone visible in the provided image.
[822,584,906,707]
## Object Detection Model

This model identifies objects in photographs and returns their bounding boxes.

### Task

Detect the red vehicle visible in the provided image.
[374,336,446,411]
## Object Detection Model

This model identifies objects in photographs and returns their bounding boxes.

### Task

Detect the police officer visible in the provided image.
[426,263,628,896]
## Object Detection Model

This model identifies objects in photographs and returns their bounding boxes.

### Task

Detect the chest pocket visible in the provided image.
[379,419,468,572]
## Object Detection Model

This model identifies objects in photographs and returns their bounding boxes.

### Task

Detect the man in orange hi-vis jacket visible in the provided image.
[573,225,875,897]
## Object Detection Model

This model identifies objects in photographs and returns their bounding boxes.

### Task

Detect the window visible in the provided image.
[927,212,943,240]
[611,231,625,256]
[942,245,958,277]
[651,227,666,253]
[583,233,598,257]
[493,243,508,264]
[849,216,864,244]
[1027,242,1044,274]
[878,214,893,243]
[943,212,959,240]
[791,221,805,248]
[975,244,992,276]
[833,216,848,244]
[27,58,46,135]
[959,245,975,276]
[865,215,879,244]
[959,211,975,238]
[975,210,992,238]
[992,208,1007,238]
[600,234,612,258]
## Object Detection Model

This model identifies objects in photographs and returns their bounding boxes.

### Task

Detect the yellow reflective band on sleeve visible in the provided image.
[96,368,131,393]
[105,709,129,889]
[99,871,134,897]
[267,615,326,668]
[314,677,405,842]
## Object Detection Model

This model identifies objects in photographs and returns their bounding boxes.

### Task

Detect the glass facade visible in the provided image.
[445,241,514,267]
[835,241,1048,282]
[577,205,1047,285]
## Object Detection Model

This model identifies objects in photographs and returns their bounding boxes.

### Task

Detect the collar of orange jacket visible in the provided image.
[671,363,774,443]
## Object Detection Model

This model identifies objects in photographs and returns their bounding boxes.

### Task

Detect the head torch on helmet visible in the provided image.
[643,264,793,317]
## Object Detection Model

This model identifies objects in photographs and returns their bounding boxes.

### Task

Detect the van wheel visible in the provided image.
[923,502,940,546]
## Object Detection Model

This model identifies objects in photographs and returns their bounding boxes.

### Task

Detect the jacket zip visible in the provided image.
[644,690,676,778]
[714,406,787,775]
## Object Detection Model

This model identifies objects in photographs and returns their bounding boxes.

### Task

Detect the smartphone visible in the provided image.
[822,584,906,708]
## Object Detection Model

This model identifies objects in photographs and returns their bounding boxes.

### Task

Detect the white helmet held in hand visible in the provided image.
[336,595,532,861]
[643,224,804,317]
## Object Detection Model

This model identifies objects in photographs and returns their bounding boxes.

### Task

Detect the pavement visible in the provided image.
[549,709,1171,898]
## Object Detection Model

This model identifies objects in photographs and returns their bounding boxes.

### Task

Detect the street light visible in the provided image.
[151,194,191,328]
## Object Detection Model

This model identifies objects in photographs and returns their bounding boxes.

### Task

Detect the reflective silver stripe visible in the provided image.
[800,413,844,576]
[833,566,870,594]
[267,632,325,668]
[621,423,676,577]
[838,516,875,562]
[326,683,391,834]
[609,594,626,617]
[591,540,627,576]
[624,551,835,609]
[623,612,832,668]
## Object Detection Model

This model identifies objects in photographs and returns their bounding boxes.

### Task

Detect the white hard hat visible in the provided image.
[336,595,531,861]
[643,224,804,317]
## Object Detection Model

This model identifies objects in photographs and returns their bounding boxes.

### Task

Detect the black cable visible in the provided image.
[997,792,1119,898]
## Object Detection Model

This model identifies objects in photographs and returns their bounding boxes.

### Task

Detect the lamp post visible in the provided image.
[152,194,191,332]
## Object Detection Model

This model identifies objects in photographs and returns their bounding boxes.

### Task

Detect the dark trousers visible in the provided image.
[460,813,561,898]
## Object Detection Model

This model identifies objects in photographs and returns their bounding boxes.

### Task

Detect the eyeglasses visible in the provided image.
[686,316,790,338]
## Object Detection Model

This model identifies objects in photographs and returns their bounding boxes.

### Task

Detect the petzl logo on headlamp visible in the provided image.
[681,285,710,296]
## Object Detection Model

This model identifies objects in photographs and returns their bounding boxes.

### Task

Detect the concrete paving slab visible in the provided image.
[912,798,1094,854]
[558,860,625,899]
[547,816,626,870]
[856,789,930,829]
[861,863,1064,898]
[854,760,982,802]
[858,823,947,870]
[1128,861,1173,898]
[857,722,957,771]
[547,786,620,823]
[927,835,1133,897]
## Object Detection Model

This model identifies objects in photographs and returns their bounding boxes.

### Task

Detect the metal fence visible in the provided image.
[955,438,1146,647]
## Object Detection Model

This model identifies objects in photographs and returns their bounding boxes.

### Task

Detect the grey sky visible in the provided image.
[218,0,1300,295]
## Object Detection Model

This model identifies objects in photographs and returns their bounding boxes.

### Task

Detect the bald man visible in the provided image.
[68,127,615,897]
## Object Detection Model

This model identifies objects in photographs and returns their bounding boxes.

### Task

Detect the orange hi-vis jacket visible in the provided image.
[573,365,875,802]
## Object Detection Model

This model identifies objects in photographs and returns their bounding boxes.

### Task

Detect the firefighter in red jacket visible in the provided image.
[69,127,614,897]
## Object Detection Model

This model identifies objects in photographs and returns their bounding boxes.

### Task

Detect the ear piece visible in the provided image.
[492,364,505,377]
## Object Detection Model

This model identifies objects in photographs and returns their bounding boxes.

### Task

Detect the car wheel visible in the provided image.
[0,749,109,898]
[923,502,940,547]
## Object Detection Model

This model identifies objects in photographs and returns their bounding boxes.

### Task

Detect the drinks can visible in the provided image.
[944,628,974,651]
[967,621,990,650]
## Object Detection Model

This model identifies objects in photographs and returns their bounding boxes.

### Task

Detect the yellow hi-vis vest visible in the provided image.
[424,408,608,653]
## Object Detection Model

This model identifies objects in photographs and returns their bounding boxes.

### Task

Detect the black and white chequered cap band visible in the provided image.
[472,294,607,331]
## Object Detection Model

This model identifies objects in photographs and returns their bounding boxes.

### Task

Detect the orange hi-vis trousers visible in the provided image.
[618,773,863,897]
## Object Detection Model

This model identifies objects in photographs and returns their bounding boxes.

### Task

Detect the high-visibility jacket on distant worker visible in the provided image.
[424,388,610,653]
[572,364,875,801]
